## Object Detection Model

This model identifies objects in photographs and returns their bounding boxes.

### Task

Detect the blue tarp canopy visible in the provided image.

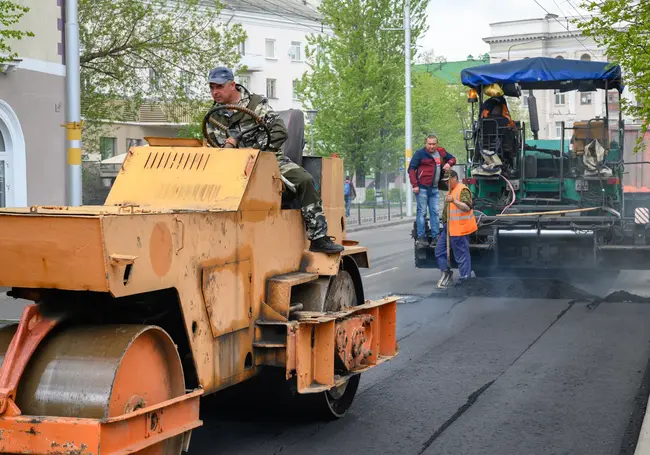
[461,57,623,92]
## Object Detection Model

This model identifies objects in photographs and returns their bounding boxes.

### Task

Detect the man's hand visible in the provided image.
[224,137,238,148]
[413,187,420,194]
[446,194,454,202]
[443,163,451,171]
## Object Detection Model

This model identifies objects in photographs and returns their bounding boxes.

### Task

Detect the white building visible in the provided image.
[226,0,327,112]
[483,14,642,141]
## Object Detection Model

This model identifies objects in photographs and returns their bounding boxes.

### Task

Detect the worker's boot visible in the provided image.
[437,269,453,288]
[310,236,345,254]
[416,236,429,248]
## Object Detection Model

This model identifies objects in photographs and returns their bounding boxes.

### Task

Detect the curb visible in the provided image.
[346,217,415,233]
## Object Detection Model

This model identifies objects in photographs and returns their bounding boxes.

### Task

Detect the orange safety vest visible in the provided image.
[448,183,478,237]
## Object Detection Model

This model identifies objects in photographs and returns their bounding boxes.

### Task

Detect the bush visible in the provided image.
[389,188,404,203]
[365,187,376,204]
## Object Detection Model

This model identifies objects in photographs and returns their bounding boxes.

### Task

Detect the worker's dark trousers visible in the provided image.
[435,225,471,279]
[282,166,328,241]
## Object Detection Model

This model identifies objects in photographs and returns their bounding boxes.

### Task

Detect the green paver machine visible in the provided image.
[414,57,650,276]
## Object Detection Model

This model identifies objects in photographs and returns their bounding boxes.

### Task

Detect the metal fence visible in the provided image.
[346,200,417,225]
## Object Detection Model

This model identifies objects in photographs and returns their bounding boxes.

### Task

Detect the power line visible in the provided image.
[532,0,598,60]
[226,0,324,34]
[551,0,568,19]
[565,0,588,22]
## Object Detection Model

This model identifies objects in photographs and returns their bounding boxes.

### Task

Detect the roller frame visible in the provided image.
[0,304,203,454]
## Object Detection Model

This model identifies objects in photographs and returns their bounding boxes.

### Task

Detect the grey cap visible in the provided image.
[208,67,234,84]
[441,169,459,181]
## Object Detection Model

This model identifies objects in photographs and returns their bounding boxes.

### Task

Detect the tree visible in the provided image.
[409,73,470,162]
[575,0,649,150]
[0,0,34,63]
[296,0,429,179]
[79,0,245,158]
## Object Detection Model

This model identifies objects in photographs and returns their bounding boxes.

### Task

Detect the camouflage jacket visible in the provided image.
[205,85,289,163]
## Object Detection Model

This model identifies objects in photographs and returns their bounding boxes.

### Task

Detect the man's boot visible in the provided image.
[310,236,345,254]
[416,236,429,248]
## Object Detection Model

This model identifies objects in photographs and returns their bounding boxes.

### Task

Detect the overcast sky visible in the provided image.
[417,0,587,61]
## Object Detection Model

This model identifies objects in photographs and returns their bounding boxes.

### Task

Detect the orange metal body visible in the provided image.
[0,140,398,453]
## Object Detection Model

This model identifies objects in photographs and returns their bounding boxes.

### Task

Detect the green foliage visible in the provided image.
[575,0,650,151]
[79,0,245,157]
[389,187,403,202]
[365,187,376,203]
[410,73,471,163]
[296,0,429,176]
[0,1,34,62]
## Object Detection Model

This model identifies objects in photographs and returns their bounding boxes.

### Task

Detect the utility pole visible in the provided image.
[64,0,83,206]
[380,1,413,216]
[403,0,413,216]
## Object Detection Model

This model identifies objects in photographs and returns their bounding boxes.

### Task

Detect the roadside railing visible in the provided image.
[345,200,417,225]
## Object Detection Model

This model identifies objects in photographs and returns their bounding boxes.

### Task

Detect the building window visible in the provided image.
[126,138,144,151]
[293,79,299,100]
[266,78,277,99]
[238,39,246,56]
[265,39,276,59]
[580,92,593,105]
[607,92,619,104]
[555,122,563,138]
[149,68,158,90]
[555,90,565,105]
[100,137,117,158]
[580,53,591,61]
[237,75,251,88]
[290,41,302,61]
[556,55,564,59]
[522,94,529,108]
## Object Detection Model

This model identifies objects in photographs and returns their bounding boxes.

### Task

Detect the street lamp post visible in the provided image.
[306,109,318,155]
[507,36,548,60]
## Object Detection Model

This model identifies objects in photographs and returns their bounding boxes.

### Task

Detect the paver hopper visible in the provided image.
[0,122,398,453]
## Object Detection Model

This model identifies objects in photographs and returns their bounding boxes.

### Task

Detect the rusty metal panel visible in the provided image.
[0,214,108,291]
[313,321,335,387]
[300,251,340,276]
[296,324,313,392]
[201,260,252,338]
[105,146,260,211]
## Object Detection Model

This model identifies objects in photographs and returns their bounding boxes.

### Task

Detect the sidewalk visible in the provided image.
[346,216,415,233]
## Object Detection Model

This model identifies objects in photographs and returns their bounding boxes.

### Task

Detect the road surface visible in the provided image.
[1,223,650,454]
[185,224,650,455]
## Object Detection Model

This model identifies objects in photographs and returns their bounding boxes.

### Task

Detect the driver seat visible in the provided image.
[276,109,306,209]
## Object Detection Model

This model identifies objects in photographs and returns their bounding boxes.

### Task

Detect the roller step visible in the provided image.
[266,272,320,316]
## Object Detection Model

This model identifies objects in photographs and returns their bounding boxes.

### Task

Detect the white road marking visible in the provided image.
[364,267,399,278]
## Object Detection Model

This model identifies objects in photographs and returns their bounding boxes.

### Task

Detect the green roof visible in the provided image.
[413,56,490,84]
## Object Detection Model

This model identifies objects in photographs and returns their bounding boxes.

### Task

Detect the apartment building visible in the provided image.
[0,0,66,206]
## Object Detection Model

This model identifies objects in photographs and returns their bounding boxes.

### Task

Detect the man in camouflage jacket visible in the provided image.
[204,67,344,254]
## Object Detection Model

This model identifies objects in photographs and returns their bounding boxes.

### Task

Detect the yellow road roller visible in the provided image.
[0,133,398,454]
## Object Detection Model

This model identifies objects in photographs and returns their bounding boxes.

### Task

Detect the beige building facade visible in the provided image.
[0,0,66,207]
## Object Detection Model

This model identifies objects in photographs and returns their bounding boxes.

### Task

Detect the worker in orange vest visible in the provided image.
[435,170,478,286]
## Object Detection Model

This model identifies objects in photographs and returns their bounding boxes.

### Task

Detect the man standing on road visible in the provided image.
[408,135,456,247]
[203,67,344,254]
[344,176,356,217]
[436,170,477,286]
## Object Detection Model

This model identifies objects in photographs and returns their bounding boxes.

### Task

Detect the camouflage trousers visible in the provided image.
[281,161,328,241]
